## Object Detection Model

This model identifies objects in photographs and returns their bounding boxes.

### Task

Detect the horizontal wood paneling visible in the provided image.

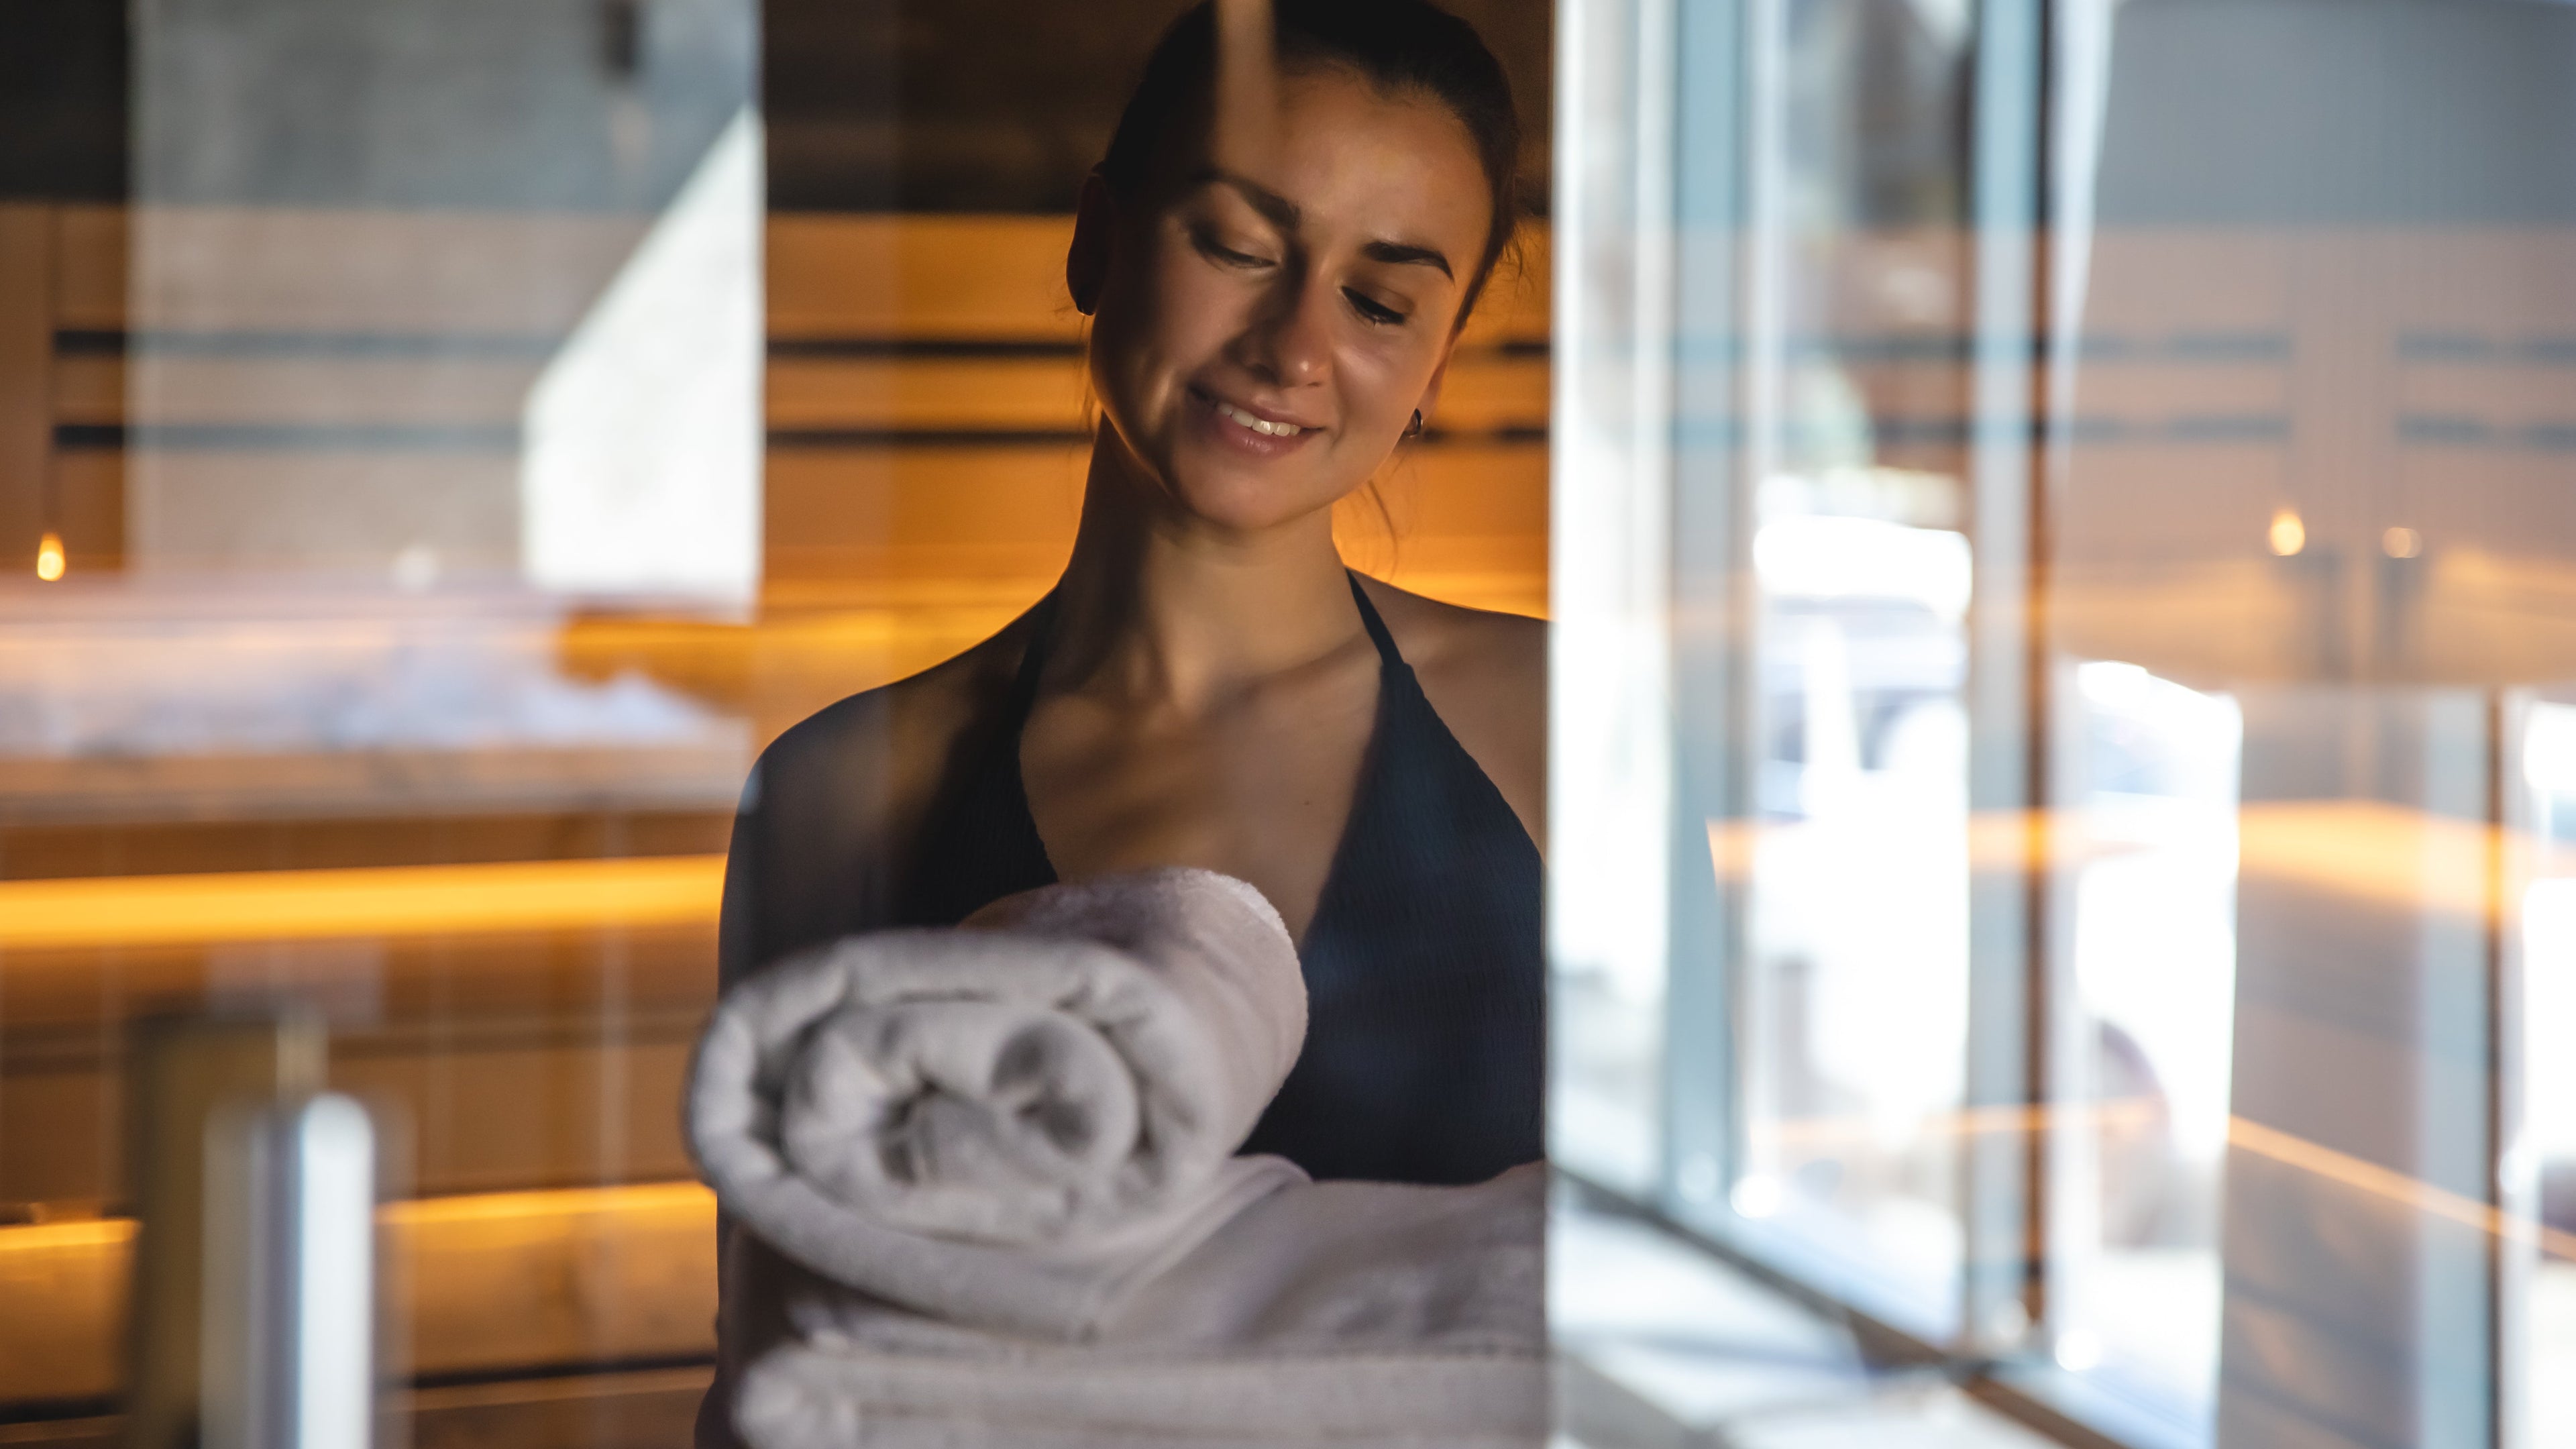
[0,1181,716,1405]
[764,437,1546,596]
[766,213,1551,349]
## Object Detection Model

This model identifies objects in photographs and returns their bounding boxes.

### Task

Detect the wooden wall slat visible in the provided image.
[55,355,544,431]
[51,207,125,333]
[765,439,1546,599]
[767,354,1093,432]
[767,214,1086,343]
[0,206,50,568]
[0,1183,717,1406]
[767,213,1551,348]
[113,207,643,337]
[63,350,1548,439]
[46,452,123,572]
[59,208,1550,347]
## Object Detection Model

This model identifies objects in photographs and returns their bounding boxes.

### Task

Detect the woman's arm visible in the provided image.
[716,625,1037,989]
[716,693,900,991]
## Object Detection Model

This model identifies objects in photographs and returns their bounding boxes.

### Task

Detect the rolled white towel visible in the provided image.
[739,1165,1552,1449]
[687,867,1311,1338]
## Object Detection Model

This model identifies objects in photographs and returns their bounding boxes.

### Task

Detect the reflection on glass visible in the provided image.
[2047,661,2240,1415]
[1736,506,1971,1311]
[1556,0,2576,1443]
[1728,0,1975,1325]
[2043,1,2576,1439]
[1,0,759,1428]
[2522,696,2576,1446]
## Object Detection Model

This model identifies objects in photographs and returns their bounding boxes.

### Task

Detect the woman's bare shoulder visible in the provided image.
[1352,574,1548,846]
[748,614,1034,839]
[1351,574,1546,693]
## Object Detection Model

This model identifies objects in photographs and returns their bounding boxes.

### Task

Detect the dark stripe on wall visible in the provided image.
[766,337,1083,360]
[56,329,561,361]
[58,423,521,452]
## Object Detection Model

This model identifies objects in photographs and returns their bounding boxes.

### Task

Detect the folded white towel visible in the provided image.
[740,1164,1551,1448]
[687,868,1312,1339]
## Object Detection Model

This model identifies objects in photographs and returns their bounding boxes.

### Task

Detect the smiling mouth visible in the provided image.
[1195,388,1314,438]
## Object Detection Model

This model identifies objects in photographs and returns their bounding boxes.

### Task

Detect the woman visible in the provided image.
[720,0,1543,1190]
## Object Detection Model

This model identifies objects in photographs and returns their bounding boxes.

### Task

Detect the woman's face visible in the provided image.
[1080,66,1494,535]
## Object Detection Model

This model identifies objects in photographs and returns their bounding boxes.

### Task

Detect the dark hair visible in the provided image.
[1097,0,1524,326]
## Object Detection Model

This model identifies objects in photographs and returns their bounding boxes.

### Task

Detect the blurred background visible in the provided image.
[1548,0,2576,1446]
[9,1,2576,1448]
[0,0,1548,1442]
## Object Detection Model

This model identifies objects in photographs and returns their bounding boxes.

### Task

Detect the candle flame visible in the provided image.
[34,532,64,582]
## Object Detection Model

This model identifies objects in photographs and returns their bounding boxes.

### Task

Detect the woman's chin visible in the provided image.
[1165,480,1340,537]
[1147,448,1351,537]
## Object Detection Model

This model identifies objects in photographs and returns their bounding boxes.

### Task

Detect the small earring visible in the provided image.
[1403,409,1424,439]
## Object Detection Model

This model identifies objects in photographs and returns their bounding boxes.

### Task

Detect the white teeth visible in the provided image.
[1218,401,1302,437]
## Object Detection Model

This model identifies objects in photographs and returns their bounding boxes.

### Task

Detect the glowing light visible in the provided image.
[0,1179,718,1401]
[34,532,64,582]
[2267,508,2306,557]
[2054,1328,2104,1372]
[0,854,724,951]
[2382,525,2422,559]
[1729,1175,1784,1219]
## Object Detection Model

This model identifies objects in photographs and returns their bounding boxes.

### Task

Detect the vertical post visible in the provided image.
[204,1095,377,1449]
[2491,691,2527,1449]
[1962,0,2049,1357]
[1549,0,1678,1191]
[125,1014,327,1449]
[1661,0,1755,1224]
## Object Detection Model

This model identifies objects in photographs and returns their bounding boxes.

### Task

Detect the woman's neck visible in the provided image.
[1043,434,1369,714]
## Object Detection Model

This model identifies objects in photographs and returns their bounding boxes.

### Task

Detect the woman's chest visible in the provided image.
[1016,667,1381,941]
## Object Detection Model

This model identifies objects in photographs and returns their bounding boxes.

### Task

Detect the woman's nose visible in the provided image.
[1232,270,1332,388]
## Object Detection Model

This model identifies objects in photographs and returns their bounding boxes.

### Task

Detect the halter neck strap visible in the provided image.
[1001,589,1061,727]
[1346,570,1403,666]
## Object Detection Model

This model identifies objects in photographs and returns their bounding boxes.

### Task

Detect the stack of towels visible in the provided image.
[686,867,1547,1448]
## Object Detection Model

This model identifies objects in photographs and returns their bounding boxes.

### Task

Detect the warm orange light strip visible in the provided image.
[1751,1106,2576,1264]
[384,1179,714,1228]
[1709,800,2567,911]
[2226,1115,2576,1265]
[0,855,725,952]
[0,1179,720,1402]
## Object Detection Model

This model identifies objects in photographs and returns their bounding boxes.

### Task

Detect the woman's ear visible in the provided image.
[1068,172,1116,317]
[1411,352,1452,435]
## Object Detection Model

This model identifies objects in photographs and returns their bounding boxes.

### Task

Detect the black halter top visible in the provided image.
[900,573,1544,1185]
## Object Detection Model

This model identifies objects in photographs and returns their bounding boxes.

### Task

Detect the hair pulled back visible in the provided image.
[1097,0,1524,325]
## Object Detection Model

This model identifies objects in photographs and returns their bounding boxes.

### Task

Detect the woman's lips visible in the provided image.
[1189,386,1322,456]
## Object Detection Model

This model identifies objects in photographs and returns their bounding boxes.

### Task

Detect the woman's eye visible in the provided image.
[1344,289,1409,327]
[1193,228,1273,268]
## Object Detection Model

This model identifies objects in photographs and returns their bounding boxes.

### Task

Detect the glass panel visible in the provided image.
[2520,694,2576,1446]
[1549,0,1681,1199]
[1560,0,2576,1443]
[1725,0,1978,1326]
[2040,0,2576,1440]
[2042,660,2241,1417]
[1,0,760,1433]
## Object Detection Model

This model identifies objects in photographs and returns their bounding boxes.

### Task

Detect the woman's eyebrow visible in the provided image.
[1360,240,1454,279]
[1187,170,1455,279]
[1191,169,1301,231]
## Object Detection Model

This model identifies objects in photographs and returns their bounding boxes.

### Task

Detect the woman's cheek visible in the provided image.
[1336,344,1420,445]
[1153,269,1258,372]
